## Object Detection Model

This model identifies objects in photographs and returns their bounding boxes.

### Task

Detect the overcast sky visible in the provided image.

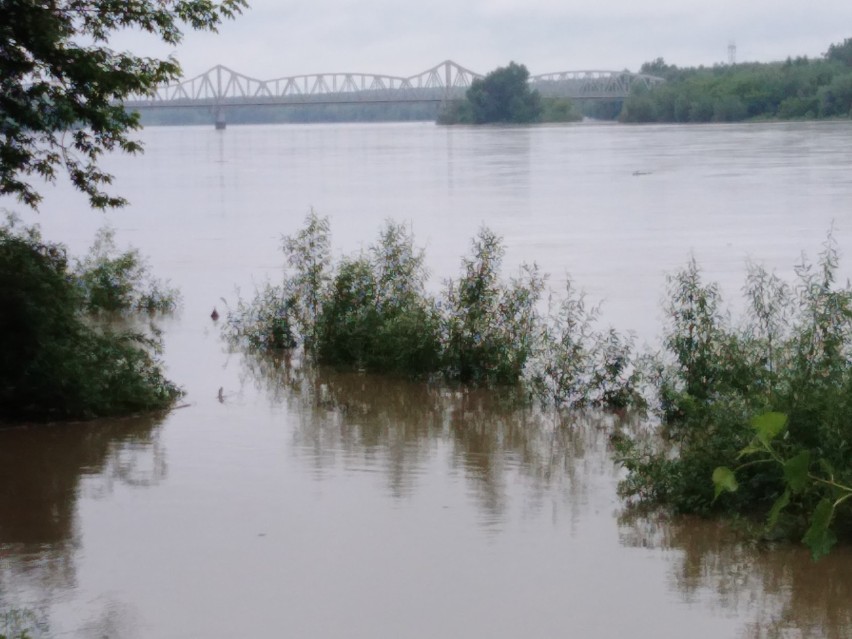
[116,1,852,79]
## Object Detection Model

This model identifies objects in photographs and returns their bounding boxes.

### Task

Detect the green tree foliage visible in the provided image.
[640,58,680,80]
[825,38,852,66]
[444,62,543,124]
[0,219,181,420]
[540,98,582,123]
[0,0,246,208]
[616,236,852,558]
[622,38,852,123]
[714,413,852,560]
[72,227,179,313]
[222,210,330,352]
[526,282,643,408]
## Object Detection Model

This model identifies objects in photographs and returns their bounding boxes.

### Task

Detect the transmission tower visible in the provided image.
[728,40,737,65]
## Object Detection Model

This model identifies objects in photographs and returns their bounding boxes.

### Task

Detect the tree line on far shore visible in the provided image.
[621,38,852,123]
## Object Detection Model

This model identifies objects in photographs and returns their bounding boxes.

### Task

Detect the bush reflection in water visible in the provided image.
[0,413,167,632]
[620,509,852,639]
[237,349,621,515]
[243,350,852,639]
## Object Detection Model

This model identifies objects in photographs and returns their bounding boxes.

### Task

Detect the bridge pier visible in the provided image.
[214,107,226,130]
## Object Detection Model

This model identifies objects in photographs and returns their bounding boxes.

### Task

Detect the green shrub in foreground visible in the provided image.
[316,221,441,375]
[223,282,297,351]
[73,226,179,313]
[617,238,852,557]
[442,229,545,385]
[528,282,644,409]
[225,214,644,409]
[317,256,439,374]
[0,219,181,420]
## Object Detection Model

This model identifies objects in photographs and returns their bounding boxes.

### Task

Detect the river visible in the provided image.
[2,120,852,638]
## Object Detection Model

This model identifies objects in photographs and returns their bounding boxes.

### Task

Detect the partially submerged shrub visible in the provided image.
[223,282,296,351]
[0,218,181,420]
[529,282,597,406]
[590,328,644,409]
[617,237,852,557]
[280,210,332,349]
[317,223,441,374]
[224,214,643,410]
[442,229,546,385]
[73,226,179,313]
[316,254,381,367]
[541,97,583,123]
[529,282,644,408]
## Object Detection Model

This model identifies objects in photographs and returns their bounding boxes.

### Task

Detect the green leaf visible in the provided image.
[737,440,766,459]
[766,489,790,531]
[802,498,837,561]
[818,458,836,479]
[712,466,738,500]
[752,412,788,446]
[783,451,811,493]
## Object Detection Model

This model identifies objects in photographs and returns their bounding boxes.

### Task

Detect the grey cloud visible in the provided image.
[111,1,852,79]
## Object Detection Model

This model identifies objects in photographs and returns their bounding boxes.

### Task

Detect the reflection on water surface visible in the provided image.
[621,512,852,639]
[3,358,852,638]
[1,414,166,635]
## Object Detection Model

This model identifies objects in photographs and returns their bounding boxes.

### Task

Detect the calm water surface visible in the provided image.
[2,120,852,638]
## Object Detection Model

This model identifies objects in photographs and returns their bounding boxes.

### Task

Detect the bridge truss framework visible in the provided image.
[124,60,664,112]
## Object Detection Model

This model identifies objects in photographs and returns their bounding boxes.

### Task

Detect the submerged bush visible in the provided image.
[225,213,643,409]
[223,281,297,351]
[280,210,333,349]
[73,226,179,313]
[529,282,644,409]
[0,218,181,421]
[442,229,545,385]
[317,222,441,374]
[617,237,852,557]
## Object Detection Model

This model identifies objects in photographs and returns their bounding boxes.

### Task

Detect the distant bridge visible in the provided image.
[123,60,664,126]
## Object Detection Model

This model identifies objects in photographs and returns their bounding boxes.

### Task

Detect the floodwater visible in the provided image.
[3,120,852,638]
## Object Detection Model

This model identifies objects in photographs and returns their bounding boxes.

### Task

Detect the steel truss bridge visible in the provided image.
[123,60,664,124]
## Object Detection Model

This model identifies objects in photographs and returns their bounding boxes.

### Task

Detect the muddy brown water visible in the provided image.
[3,120,852,638]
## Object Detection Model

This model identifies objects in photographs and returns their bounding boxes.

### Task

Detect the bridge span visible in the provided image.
[124,60,664,126]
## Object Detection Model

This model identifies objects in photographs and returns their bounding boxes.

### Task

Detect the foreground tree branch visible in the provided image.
[0,0,246,208]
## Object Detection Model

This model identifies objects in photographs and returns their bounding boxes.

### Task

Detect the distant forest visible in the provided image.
[621,37,852,123]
